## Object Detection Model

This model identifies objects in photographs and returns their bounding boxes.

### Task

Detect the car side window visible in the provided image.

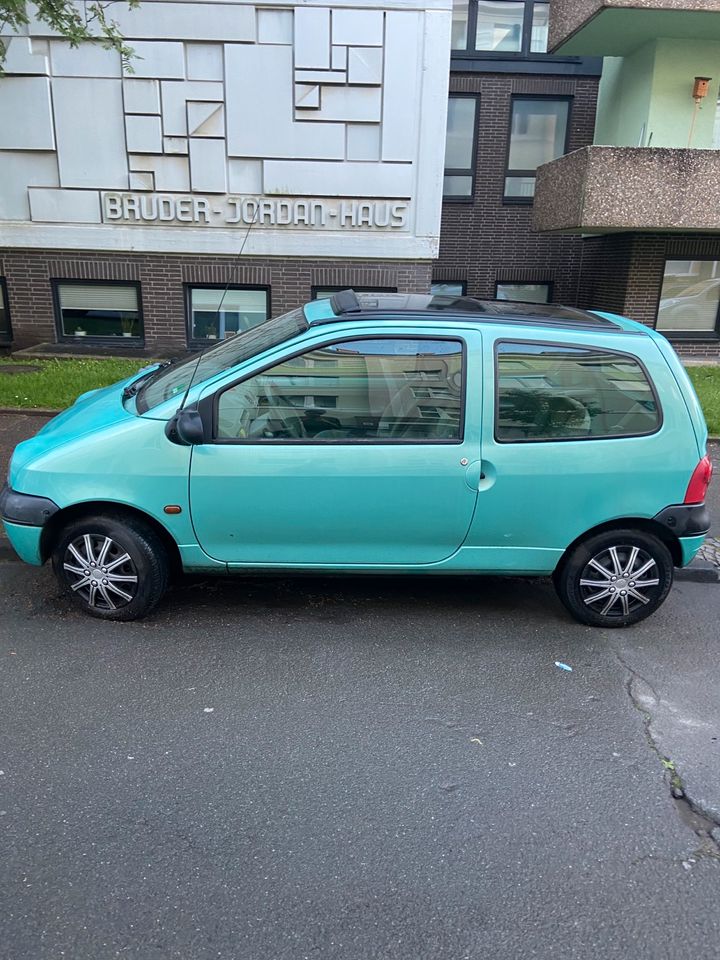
[216,337,464,442]
[495,341,660,442]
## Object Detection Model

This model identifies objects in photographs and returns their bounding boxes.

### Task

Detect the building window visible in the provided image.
[496,282,551,303]
[452,1,549,56]
[0,279,12,343]
[443,96,479,200]
[312,286,397,300]
[504,98,570,201]
[216,338,465,443]
[187,286,269,343]
[432,282,467,296]
[54,282,143,341]
[657,260,720,337]
[496,342,660,442]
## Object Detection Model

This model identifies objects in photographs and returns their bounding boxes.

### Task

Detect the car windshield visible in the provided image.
[135,307,309,413]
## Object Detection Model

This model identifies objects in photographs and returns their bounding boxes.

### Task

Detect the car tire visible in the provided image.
[554,529,673,628]
[51,513,169,621]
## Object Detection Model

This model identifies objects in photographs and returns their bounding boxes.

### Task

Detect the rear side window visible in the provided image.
[495,342,661,442]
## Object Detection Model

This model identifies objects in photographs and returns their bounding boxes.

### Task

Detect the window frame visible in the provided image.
[432,280,468,296]
[52,278,145,345]
[493,338,663,444]
[655,257,720,341]
[185,282,272,348]
[503,95,572,205]
[452,0,550,59]
[208,333,468,446]
[0,277,12,344]
[495,280,553,303]
[310,285,397,300]
[443,93,480,203]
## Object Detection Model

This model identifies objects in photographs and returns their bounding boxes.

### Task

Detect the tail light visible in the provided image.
[684,455,713,505]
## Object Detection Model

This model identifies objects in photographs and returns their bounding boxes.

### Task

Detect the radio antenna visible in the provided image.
[177,199,261,411]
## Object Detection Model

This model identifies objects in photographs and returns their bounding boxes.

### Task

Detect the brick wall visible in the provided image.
[436,72,600,304]
[576,233,720,359]
[0,250,432,352]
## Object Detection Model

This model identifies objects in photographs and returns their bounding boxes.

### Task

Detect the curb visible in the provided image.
[0,407,61,416]
[675,559,720,584]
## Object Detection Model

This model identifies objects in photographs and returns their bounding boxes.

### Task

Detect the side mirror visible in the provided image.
[165,407,206,446]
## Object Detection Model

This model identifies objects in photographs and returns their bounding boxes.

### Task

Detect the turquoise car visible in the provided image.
[1,291,712,627]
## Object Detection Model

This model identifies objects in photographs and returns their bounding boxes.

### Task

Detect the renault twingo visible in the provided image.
[1,292,712,626]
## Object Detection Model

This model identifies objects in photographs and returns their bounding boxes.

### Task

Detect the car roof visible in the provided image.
[304,290,628,333]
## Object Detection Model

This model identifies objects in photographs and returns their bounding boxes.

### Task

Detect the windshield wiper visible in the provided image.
[122,359,177,401]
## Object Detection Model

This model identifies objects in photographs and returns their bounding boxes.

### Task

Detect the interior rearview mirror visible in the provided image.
[165,407,205,446]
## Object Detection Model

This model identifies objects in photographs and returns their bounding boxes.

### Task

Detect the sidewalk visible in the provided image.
[0,411,52,482]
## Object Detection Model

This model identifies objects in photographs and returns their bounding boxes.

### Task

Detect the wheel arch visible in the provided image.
[554,517,682,577]
[40,501,183,578]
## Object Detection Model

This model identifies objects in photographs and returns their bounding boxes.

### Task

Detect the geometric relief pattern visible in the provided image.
[292,8,384,123]
[1,3,425,218]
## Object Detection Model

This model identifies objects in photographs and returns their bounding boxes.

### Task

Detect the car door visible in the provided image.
[188,329,482,566]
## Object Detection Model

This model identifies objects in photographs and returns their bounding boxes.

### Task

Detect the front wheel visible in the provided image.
[51,514,169,621]
[554,529,673,628]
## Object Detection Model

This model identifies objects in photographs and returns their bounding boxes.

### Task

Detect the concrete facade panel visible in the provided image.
[0,77,54,151]
[294,7,331,68]
[123,79,162,115]
[381,12,421,162]
[28,189,102,224]
[331,9,384,46]
[189,138,228,193]
[124,41,185,79]
[53,78,128,188]
[0,153,59,220]
[186,43,225,81]
[50,40,120,77]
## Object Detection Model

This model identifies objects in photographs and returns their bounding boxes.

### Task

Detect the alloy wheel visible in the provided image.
[579,544,661,620]
[63,533,139,611]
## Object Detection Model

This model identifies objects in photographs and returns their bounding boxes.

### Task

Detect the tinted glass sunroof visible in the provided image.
[319,292,620,329]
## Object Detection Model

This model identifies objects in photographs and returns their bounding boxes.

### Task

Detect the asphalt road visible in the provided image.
[1,562,719,960]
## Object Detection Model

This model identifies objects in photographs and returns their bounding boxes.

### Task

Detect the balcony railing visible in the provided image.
[548,0,720,56]
[533,146,720,234]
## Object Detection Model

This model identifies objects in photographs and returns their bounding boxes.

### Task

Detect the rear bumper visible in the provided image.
[677,534,707,568]
[653,502,710,538]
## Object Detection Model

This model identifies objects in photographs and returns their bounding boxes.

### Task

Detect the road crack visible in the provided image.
[609,641,720,859]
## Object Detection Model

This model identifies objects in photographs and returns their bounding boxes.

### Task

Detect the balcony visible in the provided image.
[548,0,720,56]
[533,146,720,234]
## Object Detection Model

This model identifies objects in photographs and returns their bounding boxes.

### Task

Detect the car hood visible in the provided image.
[8,373,148,487]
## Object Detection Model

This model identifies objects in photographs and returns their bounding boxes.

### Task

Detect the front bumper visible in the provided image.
[0,484,59,566]
[1,519,44,565]
[0,483,59,526]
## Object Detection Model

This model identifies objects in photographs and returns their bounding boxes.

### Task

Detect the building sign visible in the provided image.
[102,194,410,230]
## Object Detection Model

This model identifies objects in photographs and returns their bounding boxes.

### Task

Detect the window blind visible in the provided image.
[58,284,139,312]
[191,288,267,313]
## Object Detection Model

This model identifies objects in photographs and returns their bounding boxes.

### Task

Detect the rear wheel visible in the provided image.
[51,514,169,621]
[555,529,673,628]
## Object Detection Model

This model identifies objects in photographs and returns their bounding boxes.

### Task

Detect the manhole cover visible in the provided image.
[0,364,42,375]
[698,536,720,569]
